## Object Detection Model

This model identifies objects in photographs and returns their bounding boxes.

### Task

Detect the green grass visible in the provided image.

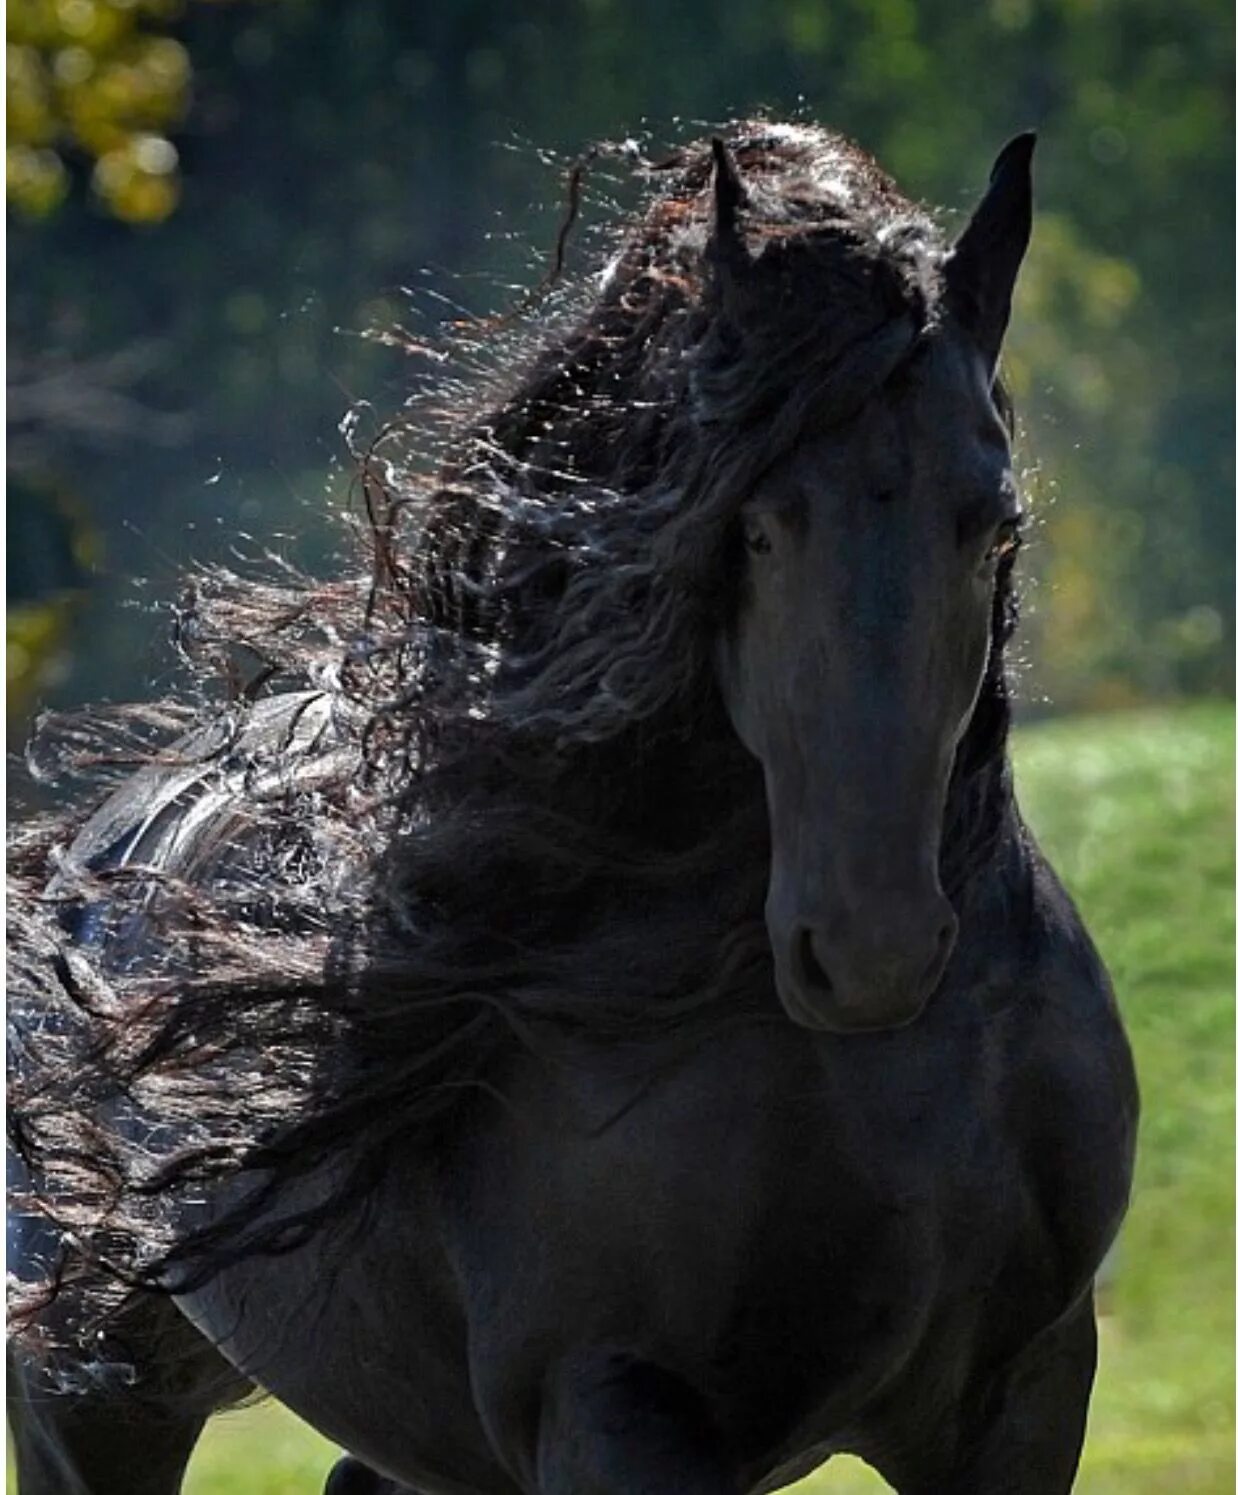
[14,705,1236,1493]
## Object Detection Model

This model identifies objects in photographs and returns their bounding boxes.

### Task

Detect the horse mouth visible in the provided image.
[777,928,935,1035]
[779,981,928,1034]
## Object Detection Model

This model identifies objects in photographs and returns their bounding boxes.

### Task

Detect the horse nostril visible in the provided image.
[921,918,956,991]
[796,927,834,997]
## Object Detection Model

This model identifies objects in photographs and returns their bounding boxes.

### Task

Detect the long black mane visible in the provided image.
[8,122,1020,1343]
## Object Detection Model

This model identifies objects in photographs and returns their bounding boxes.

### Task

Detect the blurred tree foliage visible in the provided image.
[6,0,203,223]
[7,0,1233,717]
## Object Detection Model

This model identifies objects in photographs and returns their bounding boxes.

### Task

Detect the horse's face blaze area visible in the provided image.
[716,329,1021,1033]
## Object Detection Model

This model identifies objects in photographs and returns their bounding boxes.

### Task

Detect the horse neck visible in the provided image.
[939,706,1022,911]
[579,716,766,877]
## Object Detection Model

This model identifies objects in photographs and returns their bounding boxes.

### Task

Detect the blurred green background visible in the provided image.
[6,0,1233,1490]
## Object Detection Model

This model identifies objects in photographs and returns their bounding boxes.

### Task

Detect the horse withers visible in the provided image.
[8,123,1137,1494]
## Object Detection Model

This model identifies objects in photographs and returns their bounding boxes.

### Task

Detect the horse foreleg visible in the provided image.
[8,1292,250,1495]
[536,1350,737,1495]
[324,1455,417,1493]
[887,1292,1099,1495]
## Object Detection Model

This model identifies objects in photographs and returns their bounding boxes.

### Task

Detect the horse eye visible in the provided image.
[985,520,1020,565]
[742,518,773,556]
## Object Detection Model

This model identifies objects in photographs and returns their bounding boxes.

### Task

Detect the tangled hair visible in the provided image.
[8,122,1020,1349]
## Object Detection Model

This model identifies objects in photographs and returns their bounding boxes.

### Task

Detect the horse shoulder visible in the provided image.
[996,845,1139,1304]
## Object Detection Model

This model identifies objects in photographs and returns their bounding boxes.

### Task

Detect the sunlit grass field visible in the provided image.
[14,705,1235,1494]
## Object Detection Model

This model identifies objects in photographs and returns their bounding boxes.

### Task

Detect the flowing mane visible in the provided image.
[8,122,1020,1342]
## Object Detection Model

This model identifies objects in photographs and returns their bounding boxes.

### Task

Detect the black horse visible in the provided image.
[8,123,1137,1494]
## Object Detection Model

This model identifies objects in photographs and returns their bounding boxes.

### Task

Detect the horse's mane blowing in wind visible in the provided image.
[7,122,1020,1347]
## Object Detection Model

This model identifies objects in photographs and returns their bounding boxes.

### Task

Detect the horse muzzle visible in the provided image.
[771,891,958,1033]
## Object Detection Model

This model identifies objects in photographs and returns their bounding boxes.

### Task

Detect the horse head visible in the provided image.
[710,134,1033,1032]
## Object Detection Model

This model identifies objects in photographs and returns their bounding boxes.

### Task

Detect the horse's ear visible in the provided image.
[710,137,745,239]
[707,136,750,295]
[944,133,1035,374]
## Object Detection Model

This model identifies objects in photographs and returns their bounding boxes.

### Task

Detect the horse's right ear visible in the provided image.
[707,136,750,295]
[944,133,1035,376]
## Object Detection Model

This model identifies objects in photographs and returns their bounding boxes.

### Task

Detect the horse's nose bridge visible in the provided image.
[769,804,954,970]
[766,729,947,916]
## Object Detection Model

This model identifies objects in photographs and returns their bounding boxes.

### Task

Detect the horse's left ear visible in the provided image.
[944,133,1035,374]
[706,136,752,303]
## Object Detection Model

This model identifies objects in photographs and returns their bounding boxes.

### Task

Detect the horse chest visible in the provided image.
[439,1028,1037,1431]
[181,998,1125,1495]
